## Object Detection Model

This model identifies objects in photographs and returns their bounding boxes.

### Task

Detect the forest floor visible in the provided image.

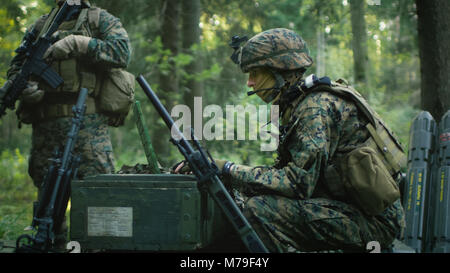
[0,198,34,242]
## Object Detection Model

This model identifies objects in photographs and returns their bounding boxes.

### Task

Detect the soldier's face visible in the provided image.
[247,68,272,88]
[246,72,257,89]
[247,67,277,103]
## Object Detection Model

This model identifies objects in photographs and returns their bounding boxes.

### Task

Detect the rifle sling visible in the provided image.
[38,8,59,39]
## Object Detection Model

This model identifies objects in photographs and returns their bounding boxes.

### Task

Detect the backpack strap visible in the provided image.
[87,7,101,36]
[37,8,59,38]
[73,8,89,33]
[366,123,403,174]
[35,7,95,39]
[308,78,377,127]
[287,75,406,175]
[325,78,405,153]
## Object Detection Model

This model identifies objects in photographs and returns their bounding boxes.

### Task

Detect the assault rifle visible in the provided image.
[15,88,88,253]
[0,0,85,118]
[136,75,269,253]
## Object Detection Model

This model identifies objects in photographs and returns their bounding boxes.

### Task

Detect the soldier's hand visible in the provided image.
[172,159,231,175]
[214,159,228,172]
[172,160,192,174]
[44,34,91,61]
[21,81,44,104]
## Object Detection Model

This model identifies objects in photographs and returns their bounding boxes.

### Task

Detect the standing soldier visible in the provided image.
[178,28,406,252]
[1,0,132,248]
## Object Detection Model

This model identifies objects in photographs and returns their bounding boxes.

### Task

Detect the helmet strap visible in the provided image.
[269,68,286,90]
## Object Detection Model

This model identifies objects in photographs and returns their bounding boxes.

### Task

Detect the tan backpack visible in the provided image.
[310,78,406,215]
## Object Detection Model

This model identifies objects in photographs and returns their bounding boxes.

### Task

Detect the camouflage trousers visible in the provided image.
[29,113,116,187]
[30,113,116,248]
[239,194,405,253]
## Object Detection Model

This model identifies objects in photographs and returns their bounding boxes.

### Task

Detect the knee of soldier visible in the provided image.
[242,196,272,222]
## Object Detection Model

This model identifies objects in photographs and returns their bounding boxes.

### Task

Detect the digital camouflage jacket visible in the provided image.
[226,80,406,252]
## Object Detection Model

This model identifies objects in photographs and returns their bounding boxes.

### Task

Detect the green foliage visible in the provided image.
[0,148,35,241]
[0,205,33,241]
[0,149,36,203]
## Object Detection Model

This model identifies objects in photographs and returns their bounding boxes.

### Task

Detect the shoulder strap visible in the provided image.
[310,79,404,146]
[87,7,101,32]
[37,8,59,38]
[73,8,89,32]
[309,79,377,127]
[308,77,406,173]
[37,7,95,38]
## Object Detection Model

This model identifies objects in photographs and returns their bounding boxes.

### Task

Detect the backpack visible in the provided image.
[292,75,406,215]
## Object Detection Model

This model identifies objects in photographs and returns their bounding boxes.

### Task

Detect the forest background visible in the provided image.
[1,0,449,241]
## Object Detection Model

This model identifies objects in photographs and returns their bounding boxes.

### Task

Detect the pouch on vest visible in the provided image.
[339,146,400,216]
[97,68,135,127]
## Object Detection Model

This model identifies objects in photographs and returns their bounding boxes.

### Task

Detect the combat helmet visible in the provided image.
[238,28,313,74]
[230,28,314,101]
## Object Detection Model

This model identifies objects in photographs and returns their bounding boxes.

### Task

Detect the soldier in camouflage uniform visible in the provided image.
[178,28,406,252]
[2,0,131,247]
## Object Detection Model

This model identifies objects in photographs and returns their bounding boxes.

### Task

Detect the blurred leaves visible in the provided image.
[0,149,36,203]
[0,0,424,241]
[0,0,421,171]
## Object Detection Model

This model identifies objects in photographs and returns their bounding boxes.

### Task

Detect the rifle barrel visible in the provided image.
[136,75,194,155]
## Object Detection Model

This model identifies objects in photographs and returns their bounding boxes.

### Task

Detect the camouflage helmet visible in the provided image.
[239,28,313,73]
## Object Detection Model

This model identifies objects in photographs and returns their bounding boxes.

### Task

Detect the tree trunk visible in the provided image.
[316,10,326,77]
[349,0,368,87]
[153,0,180,166]
[416,0,450,122]
[181,0,203,111]
[160,0,180,100]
